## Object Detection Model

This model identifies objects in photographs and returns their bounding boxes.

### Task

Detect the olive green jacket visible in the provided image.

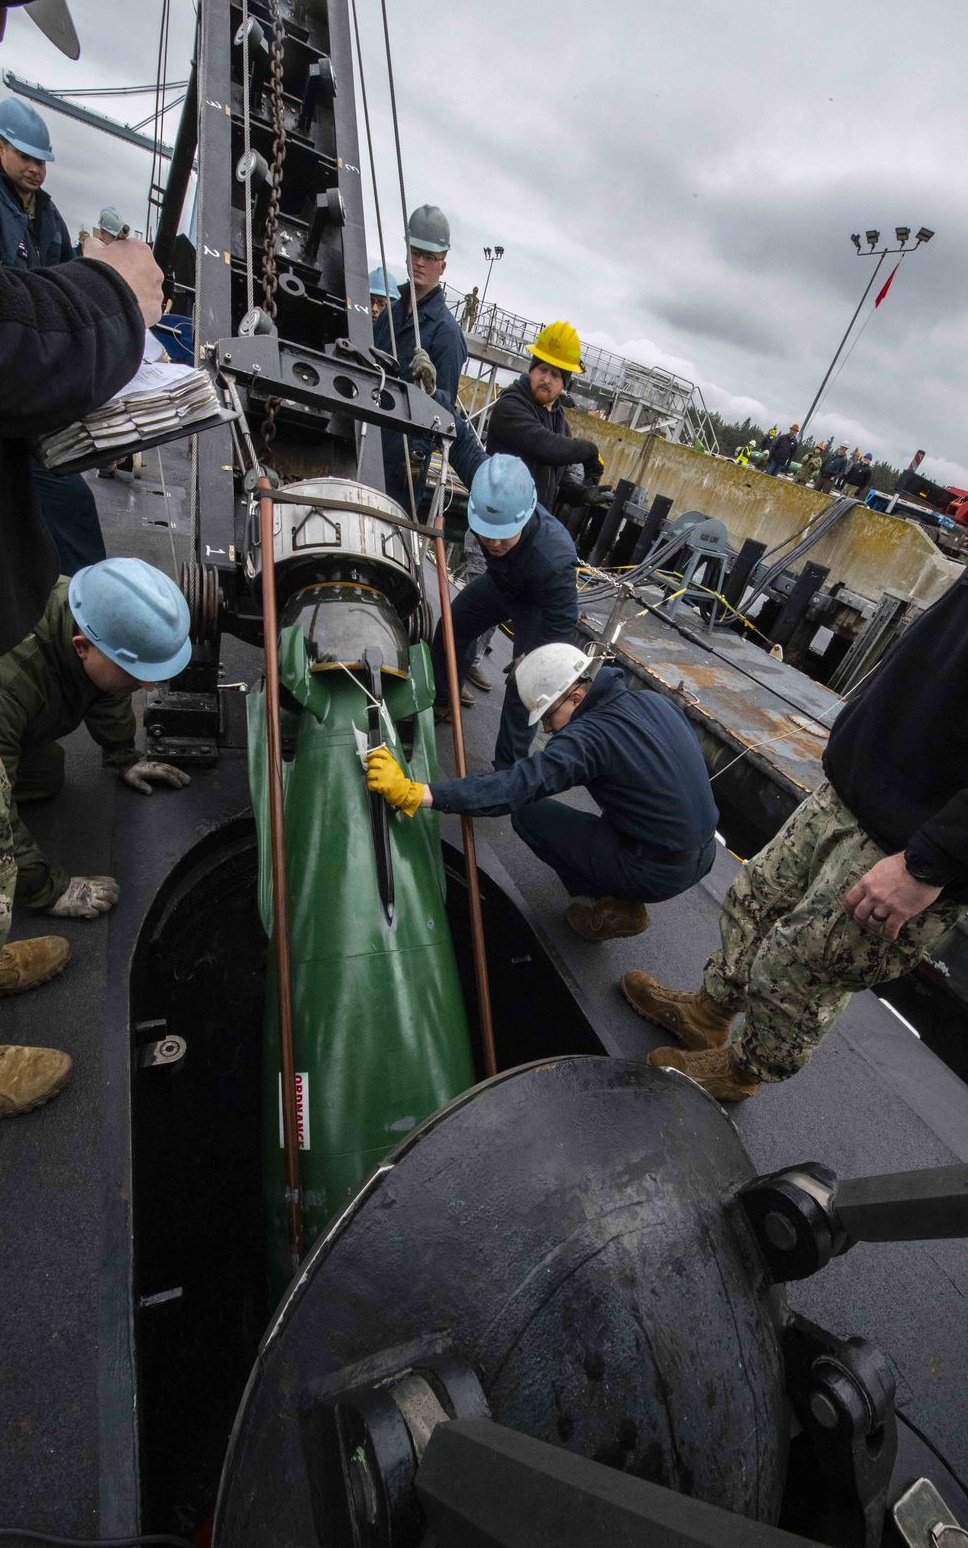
[0,577,138,907]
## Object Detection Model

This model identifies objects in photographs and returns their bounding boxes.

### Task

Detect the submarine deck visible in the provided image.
[1,445,967,1542]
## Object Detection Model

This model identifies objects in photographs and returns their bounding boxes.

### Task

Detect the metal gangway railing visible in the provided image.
[443,282,719,453]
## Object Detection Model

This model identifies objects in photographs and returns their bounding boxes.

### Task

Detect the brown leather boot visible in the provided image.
[620,972,738,1049]
[646,1044,761,1102]
[0,1044,73,1117]
[0,936,71,997]
[566,896,651,942]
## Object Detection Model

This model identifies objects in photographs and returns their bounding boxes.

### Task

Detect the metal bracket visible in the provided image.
[784,1313,896,1548]
[737,1162,845,1280]
[214,334,455,439]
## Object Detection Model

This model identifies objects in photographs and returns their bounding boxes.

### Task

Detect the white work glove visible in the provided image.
[121,759,192,796]
[46,875,120,919]
[410,347,437,396]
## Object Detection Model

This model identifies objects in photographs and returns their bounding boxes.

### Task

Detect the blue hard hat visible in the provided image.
[0,97,55,160]
[863,452,873,460]
[69,558,192,681]
[467,455,537,540]
[368,266,400,300]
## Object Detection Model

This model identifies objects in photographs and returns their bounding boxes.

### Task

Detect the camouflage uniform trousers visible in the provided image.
[703,780,966,1081]
[0,760,14,953]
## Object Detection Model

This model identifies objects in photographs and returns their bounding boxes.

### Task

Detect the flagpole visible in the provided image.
[799,252,887,444]
[799,227,934,444]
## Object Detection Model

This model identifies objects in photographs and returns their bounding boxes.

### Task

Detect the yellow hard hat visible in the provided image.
[531,320,585,375]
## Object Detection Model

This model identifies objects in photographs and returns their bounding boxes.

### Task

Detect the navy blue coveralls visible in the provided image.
[0,171,105,574]
[373,281,474,507]
[430,666,719,903]
[431,505,579,769]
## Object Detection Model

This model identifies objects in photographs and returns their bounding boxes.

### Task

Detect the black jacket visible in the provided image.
[820,451,849,480]
[823,569,968,896]
[841,461,872,495]
[480,505,579,646]
[486,373,598,511]
[0,261,145,651]
[770,432,798,467]
[431,666,718,852]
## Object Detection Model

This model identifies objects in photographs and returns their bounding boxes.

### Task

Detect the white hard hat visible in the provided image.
[516,643,596,726]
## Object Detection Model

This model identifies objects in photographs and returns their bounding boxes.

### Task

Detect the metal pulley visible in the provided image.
[179,562,222,646]
[238,306,276,338]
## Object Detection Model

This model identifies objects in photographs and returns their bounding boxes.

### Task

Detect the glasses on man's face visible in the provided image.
[409,248,444,265]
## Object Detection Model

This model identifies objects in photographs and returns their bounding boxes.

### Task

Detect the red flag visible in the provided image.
[875,263,900,308]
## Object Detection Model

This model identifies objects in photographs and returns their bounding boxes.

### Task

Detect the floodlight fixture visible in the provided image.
[915,227,935,244]
[850,233,862,251]
[483,246,492,261]
[865,229,880,248]
[495,246,505,259]
[895,226,910,245]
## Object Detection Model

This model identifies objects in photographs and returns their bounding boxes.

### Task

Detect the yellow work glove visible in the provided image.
[366,747,426,818]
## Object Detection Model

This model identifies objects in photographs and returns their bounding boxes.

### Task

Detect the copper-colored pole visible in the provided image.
[257,476,305,1270]
[431,514,498,1078]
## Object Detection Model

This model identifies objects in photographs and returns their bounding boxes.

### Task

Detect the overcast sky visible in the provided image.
[3,0,966,483]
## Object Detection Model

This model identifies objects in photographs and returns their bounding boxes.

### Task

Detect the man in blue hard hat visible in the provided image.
[369,264,399,320]
[430,454,579,768]
[0,97,71,266]
[373,204,478,509]
[368,264,399,322]
[0,557,192,929]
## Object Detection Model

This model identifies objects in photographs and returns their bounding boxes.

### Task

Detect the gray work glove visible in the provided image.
[121,759,192,795]
[46,875,120,919]
[410,347,437,396]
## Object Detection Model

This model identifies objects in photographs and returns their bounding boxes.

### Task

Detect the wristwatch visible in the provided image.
[903,848,949,887]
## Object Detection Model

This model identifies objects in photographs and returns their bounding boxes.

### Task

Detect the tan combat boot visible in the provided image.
[620,971,738,1050]
[0,1044,73,1117]
[0,935,71,996]
[566,897,651,942]
[646,1045,761,1102]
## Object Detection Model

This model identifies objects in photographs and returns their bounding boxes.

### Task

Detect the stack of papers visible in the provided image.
[33,358,229,472]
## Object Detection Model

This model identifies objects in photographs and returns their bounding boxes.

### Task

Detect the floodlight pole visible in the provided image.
[799,231,929,443]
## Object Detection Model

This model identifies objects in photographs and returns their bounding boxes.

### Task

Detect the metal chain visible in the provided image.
[259,0,290,465]
[240,0,255,313]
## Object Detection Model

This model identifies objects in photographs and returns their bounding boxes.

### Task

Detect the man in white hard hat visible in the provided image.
[367,641,718,942]
[92,204,129,243]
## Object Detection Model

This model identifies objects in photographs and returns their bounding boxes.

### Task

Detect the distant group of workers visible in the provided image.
[736,424,875,499]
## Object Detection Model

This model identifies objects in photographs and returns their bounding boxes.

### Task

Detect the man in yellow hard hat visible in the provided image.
[485,320,604,513]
